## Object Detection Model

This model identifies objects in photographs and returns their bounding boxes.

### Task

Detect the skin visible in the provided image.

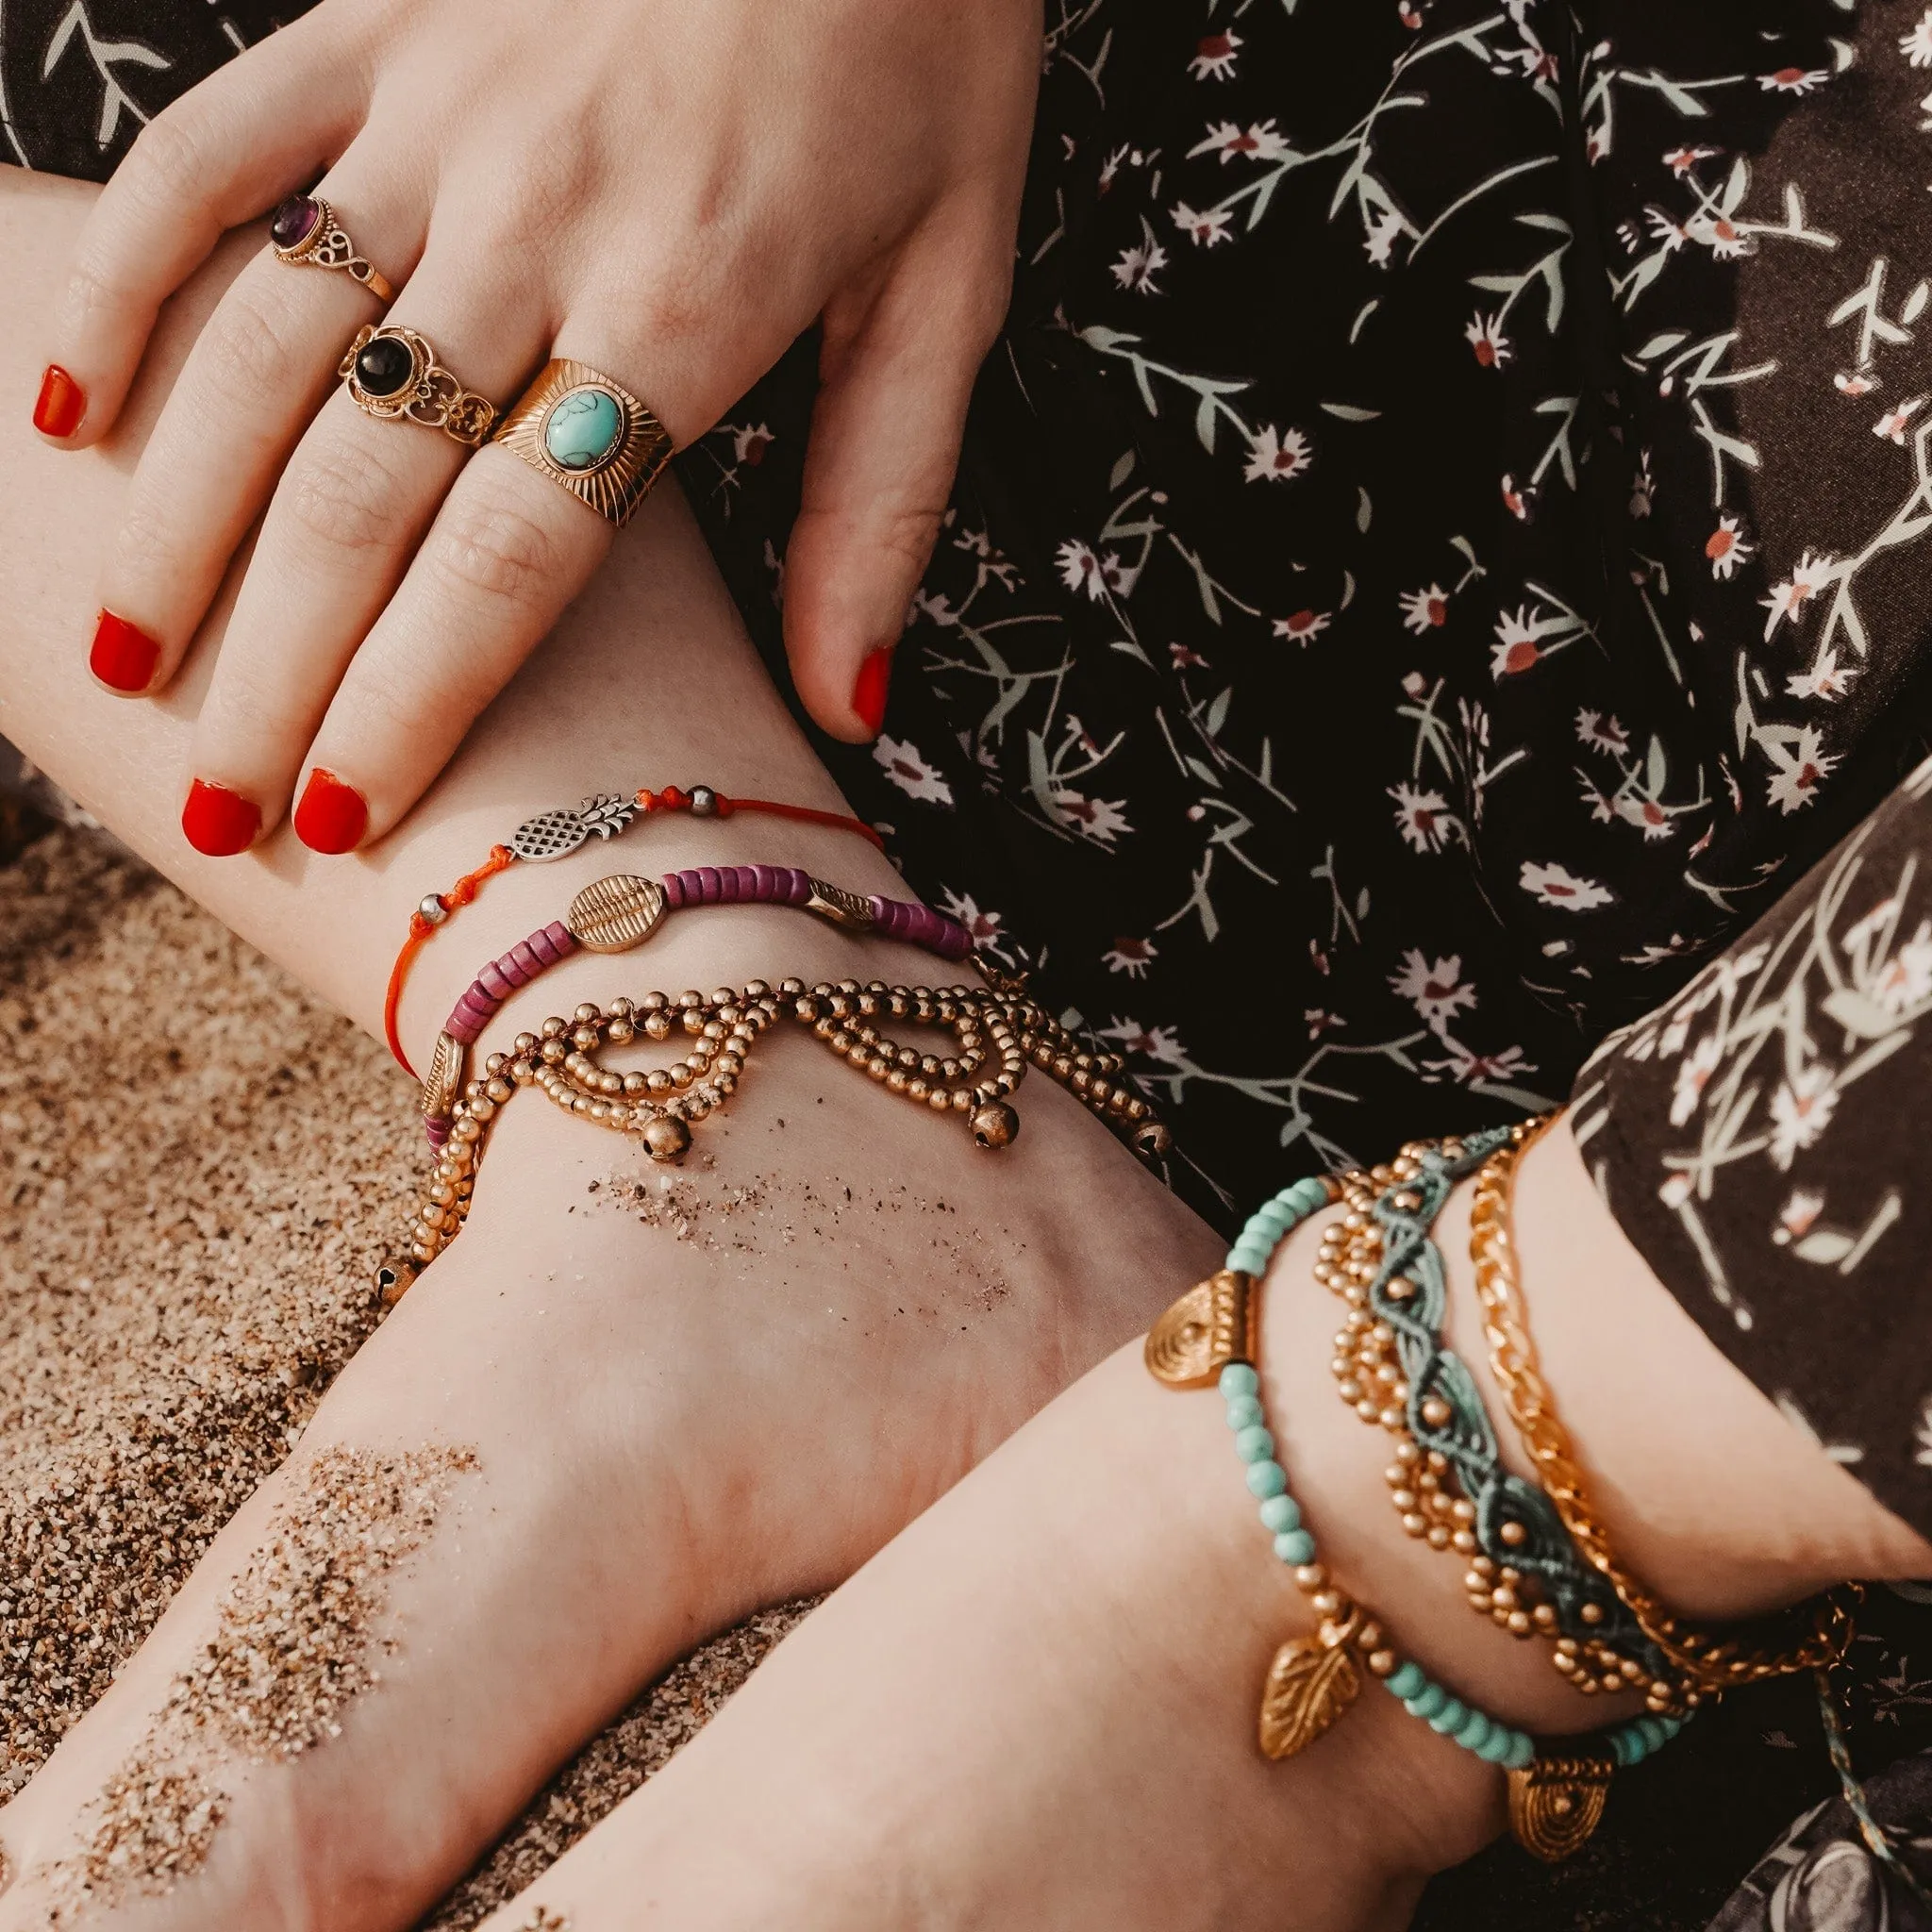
[34,0,1039,857]
[7,174,1931,1929]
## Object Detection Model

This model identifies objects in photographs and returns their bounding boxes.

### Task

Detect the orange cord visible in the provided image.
[381,790,882,1077]
[635,785,885,850]
[383,844,514,1075]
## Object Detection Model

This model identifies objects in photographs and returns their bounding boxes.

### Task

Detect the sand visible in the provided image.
[0,823,805,1926]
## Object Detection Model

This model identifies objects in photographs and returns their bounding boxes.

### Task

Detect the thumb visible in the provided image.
[784,229,1008,743]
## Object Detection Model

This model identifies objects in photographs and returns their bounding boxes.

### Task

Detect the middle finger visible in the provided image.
[181,250,547,854]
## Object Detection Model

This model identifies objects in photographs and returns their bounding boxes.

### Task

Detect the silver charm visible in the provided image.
[508,792,637,863]
[576,791,637,841]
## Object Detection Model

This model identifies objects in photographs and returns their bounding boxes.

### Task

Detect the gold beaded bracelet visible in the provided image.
[1466,1124,1857,1699]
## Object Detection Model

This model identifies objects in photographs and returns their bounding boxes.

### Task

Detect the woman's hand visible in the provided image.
[37,0,1038,854]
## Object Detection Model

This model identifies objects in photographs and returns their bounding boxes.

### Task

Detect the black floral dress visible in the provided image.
[15,0,1932,1923]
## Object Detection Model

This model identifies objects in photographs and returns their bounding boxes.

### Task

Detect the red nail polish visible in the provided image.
[292,768,368,855]
[853,647,894,738]
[90,610,160,693]
[181,779,260,858]
[33,365,85,439]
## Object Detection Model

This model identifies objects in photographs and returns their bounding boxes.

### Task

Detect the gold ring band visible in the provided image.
[491,358,673,525]
[270,195,395,304]
[339,325,498,447]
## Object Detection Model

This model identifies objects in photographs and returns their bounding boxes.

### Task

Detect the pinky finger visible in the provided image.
[34,13,373,447]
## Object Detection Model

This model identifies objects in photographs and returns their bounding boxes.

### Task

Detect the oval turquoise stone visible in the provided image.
[543,388,624,471]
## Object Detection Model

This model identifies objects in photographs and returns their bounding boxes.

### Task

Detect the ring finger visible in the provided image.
[91,158,427,704]
[180,256,548,855]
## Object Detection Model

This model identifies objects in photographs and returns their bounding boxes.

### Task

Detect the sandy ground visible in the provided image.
[0,823,805,1926]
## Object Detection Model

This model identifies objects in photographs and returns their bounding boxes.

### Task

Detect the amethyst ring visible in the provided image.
[269,193,395,305]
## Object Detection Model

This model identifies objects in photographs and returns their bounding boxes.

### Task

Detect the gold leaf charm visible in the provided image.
[1144,1270,1257,1388]
[420,1030,464,1122]
[1258,1631,1361,1759]
[1506,1756,1613,1861]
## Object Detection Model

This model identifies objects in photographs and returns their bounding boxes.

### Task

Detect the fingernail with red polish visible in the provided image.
[181,779,260,858]
[292,767,368,855]
[90,610,160,693]
[33,365,86,439]
[854,646,894,738]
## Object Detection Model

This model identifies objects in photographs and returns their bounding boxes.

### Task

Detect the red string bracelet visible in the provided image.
[382,785,882,1076]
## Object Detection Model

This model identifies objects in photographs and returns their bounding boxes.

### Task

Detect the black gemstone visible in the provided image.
[270,193,320,251]
[355,334,415,397]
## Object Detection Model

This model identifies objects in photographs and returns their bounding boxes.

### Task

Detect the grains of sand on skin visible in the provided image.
[36,1443,476,1924]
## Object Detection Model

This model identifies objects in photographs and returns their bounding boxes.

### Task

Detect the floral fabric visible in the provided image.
[686,0,1932,1229]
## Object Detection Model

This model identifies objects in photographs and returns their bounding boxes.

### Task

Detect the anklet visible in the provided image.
[418,865,975,1143]
[1316,1127,1690,1712]
[1146,1166,1686,1864]
[1467,1124,1857,1698]
[383,783,885,1074]
[382,976,1170,1306]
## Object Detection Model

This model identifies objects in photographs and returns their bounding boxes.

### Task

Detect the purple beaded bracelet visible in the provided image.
[418,866,974,1141]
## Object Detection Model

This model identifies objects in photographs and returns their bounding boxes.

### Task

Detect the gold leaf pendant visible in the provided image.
[1506,1756,1613,1861]
[1258,1630,1361,1759]
[1144,1270,1258,1388]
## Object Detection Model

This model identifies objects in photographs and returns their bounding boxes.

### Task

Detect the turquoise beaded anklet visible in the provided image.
[1147,1165,1686,1862]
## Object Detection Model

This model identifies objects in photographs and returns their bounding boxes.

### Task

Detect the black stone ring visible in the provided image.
[337,325,498,448]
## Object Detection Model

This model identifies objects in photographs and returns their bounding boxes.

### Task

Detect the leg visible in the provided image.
[467,1124,1932,1929]
[0,170,1224,1930]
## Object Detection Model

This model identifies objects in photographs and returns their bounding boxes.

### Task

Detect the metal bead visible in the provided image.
[376,1258,417,1307]
[641,1115,692,1163]
[970,1101,1020,1149]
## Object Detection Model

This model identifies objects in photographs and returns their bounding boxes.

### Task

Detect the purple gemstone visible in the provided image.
[270,194,321,252]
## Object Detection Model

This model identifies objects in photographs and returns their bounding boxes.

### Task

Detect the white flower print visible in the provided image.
[729,422,774,466]
[1272,608,1331,644]
[1400,584,1450,634]
[1191,118,1291,164]
[1187,28,1241,80]
[1390,949,1477,1027]
[1761,725,1837,814]
[1874,921,1932,1014]
[1769,1063,1838,1168]
[1758,65,1829,94]
[1834,370,1878,397]
[1388,782,1462,853]
[1363,208,1405,267]
[1100,1018,1185,1065]
[1109,235,1168,295]
[1874,396,1926,443]
[1758,550,1837,640]
[1658,1170,1694,1209]
[1669,1030,1722,1125]
[1243,425,1312,484]
[1171,200,1236,247]
[1704,514,1752,579]
[873,737,955,806]
[1056,539,1127,602]
[1663,144,1721,175]
[1520,860,1615,910]
[1786,652,1856,703]
[1422,1038,1537,1085]
[1463,313,1513,369]
[938,890,1002,948]
[1904,9,1932,65]
[1774,1191,1826,1242]
[1574,708,1630,756]
[1054,790,1131,844]
[1499,474,1531,520]
[1103,936,1158,978]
